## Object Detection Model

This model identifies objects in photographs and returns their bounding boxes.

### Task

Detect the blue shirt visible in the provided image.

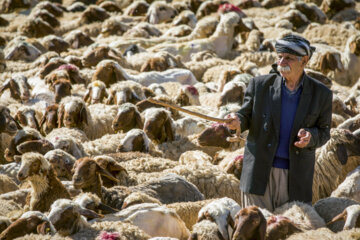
[273,75,304,169]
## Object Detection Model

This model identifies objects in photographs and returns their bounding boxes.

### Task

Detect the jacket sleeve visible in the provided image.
[304,89,332,149]
[236,77,255,132]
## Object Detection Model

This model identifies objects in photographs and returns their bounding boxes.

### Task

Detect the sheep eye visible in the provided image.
[65,159,69,164]
[159,7,165,11]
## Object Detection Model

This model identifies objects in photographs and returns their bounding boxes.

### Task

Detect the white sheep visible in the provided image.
[331,166,360,202]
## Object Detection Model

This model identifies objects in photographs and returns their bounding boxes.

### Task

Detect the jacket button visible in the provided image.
[296,151,299,155]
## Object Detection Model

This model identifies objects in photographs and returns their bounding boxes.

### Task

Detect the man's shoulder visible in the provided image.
[252,73,278,85]
[306,74,332,95]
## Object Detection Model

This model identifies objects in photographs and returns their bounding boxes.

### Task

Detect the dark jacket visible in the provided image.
[236,71,332,203]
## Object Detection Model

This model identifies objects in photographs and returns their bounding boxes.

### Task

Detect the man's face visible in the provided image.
[276,53,308,78]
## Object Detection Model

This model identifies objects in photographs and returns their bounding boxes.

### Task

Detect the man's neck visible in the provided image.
[283,72,304,92]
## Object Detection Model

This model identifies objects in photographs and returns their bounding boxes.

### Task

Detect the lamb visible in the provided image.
[0,211,56,239]
[17,152,71,212]
[146,1,178,24]
[312,128,360,203]
[149,12,243,62]
[197,197,241,240]
[83,80,108,104]
[96,203,190,240]
[58,96,118,140]
[331,166,360,202]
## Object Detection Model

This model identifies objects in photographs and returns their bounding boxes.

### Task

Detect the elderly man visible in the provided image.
[226,34,332,211]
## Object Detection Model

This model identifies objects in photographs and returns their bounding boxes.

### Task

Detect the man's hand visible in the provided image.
[294,128,312,148]
[225,113,241,131]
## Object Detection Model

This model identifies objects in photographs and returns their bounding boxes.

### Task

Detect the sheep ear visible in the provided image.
[79,105,88,126]
[140,61,151,72]
[96,164,120,183]
[114,67,124,82]
[135,111,144,129]
[349,41,357,54]
[164,117,174,142]
[106,90,115,105]
[58,104,64,128]
[0,79,10,95]
[96,202,119,214]
[327,210,347,226]
[78,207,104,219]
[83,87,91,103]
[336,143,348,165]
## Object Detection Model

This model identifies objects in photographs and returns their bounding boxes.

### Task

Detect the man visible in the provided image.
[225,34,332,211]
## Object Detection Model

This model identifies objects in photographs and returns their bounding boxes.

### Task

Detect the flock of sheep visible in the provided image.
[0,0,360,239]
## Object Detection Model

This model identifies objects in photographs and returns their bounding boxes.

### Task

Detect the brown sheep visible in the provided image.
[0,0,31,13]
[39,104,59,135]
[64,30,94,49]
[266,215,302,240]
[99,1,122,12]
[16,139,55,155]
[19,18,54,38]
[82,46,129,68]
[17,152,71,212]
[45,149,76,180]
[35,1,63,17]
[232,206,267,240]
[0,105,20,135]
[92,59,125,87]
[14,107,40,131]
[0,76,31,102]
[57,64,86,85]
[124,0,149,16]
[38,58,67,79]
[112,103,143,133]
[117,129,151,153]
[31,9,60,27]
[41,35,70,54]
[50,79,72,103]
[79,5,110,25]
[198,123,233,149]
[143,108,175,143]
[94,155,128,188]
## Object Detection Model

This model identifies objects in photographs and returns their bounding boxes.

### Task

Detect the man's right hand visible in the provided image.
[225,113,241,131]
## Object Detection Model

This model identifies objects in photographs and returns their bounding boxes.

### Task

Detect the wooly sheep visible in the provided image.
[0,211,55,239]
[83,80,108,104]
[149,12,243,62]
[96,203,190,240]
[48,135,87,159]
[146,1,178,24]
[314,197,359,232]
[265,215,303,240]
[47,198,103,236]
[121,191,161,209]
[173,10,197,29]
[44,149,76,180]
[312,128,360,203]
[58,96,118,140]
[112,103,143,133]
[46,127,89,143]
[106,81,147,105]
[189,219,222,240]
[331,166,360,202]
[81,132,128,156]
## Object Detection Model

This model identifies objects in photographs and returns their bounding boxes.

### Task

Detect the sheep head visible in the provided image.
[94,155,128,187]
[17,139,54,156]
[45,149,76,180]
[48,199,103,236]
[0,212,53,240]
[50,79,72,103]
[196,1,223,20]
[143,108,175,143]
[198,123,232,148]
[74,192,119,215]
[1,0,31,13]
[5,41,42,61]
[319,51,344,74]
[57,64,85,85]
[107,87,142,105]
[17,152,52,181]
[125,1,149,16]
[39,57,67,79]
[20,18,54,38]
[218,82,246,107]
[58,97,88,129]
[140,56,169,72]
[218,70,242,92]
[349,34,360,56]
[224,155,243,179]
[92,60,125,87]
[52,136,85,160]
[0,76,31,102]
[117,129,150,153]
[331,129,360,165]
[65,30,94,49]
[175,85,200,106]
[32,9,60,28]
[39,104,59,135]
[146,1,178,24]
[326,204,360,230]
[231,206,266,240]
[0,105,19,135]
[266,215,302,240]
[79,5,110,25]
[14,108,40,131]
[84,80,108,104]
[112,103,143,133]
[72,157,119,191]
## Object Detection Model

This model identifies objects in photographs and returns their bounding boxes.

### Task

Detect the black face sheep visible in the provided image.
[112,103,143,133]
[231,206,266,240]
[17,152,71,212]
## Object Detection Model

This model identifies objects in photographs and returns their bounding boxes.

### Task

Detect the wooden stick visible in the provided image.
[146,98,245,142]
[147,98,233,124]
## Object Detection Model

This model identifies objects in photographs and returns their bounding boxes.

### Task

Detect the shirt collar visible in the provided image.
[282,72,305,94]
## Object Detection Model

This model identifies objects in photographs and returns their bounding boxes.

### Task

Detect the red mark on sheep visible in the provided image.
[98,231,120,240]
[186,85,199,96]
[218,3,243,14]
[58,64,78,72]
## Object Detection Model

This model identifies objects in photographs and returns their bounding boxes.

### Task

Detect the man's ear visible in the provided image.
[302,56,309,66]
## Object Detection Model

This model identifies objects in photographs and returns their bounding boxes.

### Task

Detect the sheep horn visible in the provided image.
[327,210,347,226]
[146,98,245,142]
[97,202,119,214]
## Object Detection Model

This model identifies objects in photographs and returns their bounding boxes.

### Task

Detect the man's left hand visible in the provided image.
[294,128,312,148]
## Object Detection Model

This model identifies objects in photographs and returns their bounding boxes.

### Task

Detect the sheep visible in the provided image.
[106,81,147,105]
[265,215,303,240]
[44,149,76,180]
[123,22,163,38]
[39,104,59,135]
[139,52,186,72]
[179,150,213,167]
[46,127,89,143]
[146,1,178,24]
[189,220,222,240]
[0,75,31,103]
[81,45,130,68]
[112,103,143,133]
[173,10,197,28]
[94,155,129,187]
[96,203,190,240]
[99,1,122,13]
[124,0,149,16]
[17,152,71,212]
[331,166,360,202]
[121,191,162,209]
[83,80,108,104]
[49,135,88,159]
[20,17,55,38]
[78,5,110,25]
[286,227,360,240]
[4,40,42,62]
[16,139,55,156]
[312,128,360,203]
[58,96,118,140]
[72,157,204,209]
[82,133,127,156]
[14,106,42,131]
[313,197,359,232]
[73,192,118,215]
[197,197,241,240]
[231,206,267,240]
[0,105,20,163]
[326,204,360,231]
[337,114,360,132]
[0,211,56,239]
[47,198,103,236]
[64,30,94,49]
[117,129,153,154]
[149,12,243,62]
[40,35,69,54]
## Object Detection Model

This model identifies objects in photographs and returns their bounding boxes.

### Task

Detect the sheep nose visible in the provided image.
[17,172,25,180]
[113,123,118,128]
